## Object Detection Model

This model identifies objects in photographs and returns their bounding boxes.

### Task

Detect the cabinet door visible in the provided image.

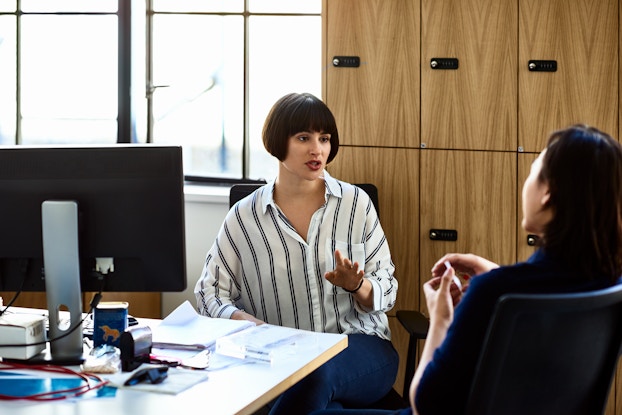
[421,0,517,151]
[324,0,420,148]
[419,150,516,314]
[327,147,419,314]
[518,0,619,152]
[517,152,539,263]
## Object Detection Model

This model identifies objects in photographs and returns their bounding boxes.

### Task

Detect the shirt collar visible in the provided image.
[261,170,341,214]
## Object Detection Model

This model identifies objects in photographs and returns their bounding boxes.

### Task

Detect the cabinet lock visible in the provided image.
[430,58,459,70]
[429,229,458,241]
[332,56,360,68]
[528,60,557,72]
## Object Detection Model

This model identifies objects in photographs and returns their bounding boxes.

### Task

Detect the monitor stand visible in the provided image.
[40,200,85,364]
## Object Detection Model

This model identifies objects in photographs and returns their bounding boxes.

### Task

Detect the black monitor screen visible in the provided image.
[0,145,187,293]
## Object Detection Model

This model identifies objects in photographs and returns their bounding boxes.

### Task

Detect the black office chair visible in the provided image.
[230,182,408,410]
[229,182,380,217]
[398,284,622,415]
[463,284,622,415]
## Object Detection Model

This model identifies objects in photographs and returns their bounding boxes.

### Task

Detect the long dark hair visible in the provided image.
[539,124,622,282]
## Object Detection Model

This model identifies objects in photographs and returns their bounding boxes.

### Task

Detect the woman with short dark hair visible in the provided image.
[195,92,399,414]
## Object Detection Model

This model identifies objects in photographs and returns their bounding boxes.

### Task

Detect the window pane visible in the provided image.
[153,0,243,13]
[0,1,16,12]
[20,0,117,12]
[0,16,16,144]
[248,0,320,14]
[152,15,244,178]
[21,15,117,144]
[248,15,322,180]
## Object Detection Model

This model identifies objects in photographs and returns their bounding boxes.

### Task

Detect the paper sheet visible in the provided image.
[151,301,254,350]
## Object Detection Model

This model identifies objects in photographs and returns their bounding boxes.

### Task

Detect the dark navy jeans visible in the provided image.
[268,333,399,415]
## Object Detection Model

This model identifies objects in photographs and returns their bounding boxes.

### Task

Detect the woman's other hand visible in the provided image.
[423,264,456,328]
[431,253,499,280]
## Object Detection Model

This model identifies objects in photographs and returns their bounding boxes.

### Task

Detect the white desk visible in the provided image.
[0,312,348,415]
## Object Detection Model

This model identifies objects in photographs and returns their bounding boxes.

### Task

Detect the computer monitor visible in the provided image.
[0,144,187,362]
[0,144,187,292]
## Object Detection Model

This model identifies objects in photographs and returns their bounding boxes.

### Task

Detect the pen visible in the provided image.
[445,261,463,290]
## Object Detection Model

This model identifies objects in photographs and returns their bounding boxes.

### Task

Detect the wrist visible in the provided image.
[344,278,364,293]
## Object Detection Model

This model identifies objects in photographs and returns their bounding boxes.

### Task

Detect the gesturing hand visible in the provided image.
[324,249,365,292]
[424,264,456,328]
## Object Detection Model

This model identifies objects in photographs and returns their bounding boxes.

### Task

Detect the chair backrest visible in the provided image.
[465,283,622,415]
[229,182,380,217]
[229,183,266,208]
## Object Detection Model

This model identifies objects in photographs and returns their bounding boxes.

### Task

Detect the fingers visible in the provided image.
[431,255,455,277]
[326,250,364,291]
[335,249,359,271]
[438,262,454,290]
[431,253,479,278]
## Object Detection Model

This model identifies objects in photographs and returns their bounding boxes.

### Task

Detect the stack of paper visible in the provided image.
[151,301,255,351]
[215,324,317,363]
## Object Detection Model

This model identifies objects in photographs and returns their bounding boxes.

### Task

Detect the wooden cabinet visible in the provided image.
[419,150,517,301]
[324,0,621,409]
[324,0,420,148]
[517,153,539,262]
[421,0,517,151]
[518,0,619,152]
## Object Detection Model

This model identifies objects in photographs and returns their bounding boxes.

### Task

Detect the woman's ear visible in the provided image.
[540,185,551,207]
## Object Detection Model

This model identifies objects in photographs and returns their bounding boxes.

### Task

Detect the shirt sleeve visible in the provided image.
[194,211,244,319]
[342,184,397,314]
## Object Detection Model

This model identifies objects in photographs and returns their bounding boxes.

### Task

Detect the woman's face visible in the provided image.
[521,150,553,235]
[280,130,331,181]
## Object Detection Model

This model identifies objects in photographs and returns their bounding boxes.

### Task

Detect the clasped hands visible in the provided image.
[324,249,364,292]
[425,253,499,324]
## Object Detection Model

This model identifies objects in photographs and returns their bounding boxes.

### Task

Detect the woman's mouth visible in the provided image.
[306,160,322,171]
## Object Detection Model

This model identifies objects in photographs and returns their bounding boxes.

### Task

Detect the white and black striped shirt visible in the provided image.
[194,171,397,340]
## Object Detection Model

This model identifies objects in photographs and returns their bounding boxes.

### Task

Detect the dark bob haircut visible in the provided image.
[262,92,340,163]
[539,124,622,282]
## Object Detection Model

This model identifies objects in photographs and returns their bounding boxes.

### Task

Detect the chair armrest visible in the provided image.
[396,310,429,338]
[395,310,429,398]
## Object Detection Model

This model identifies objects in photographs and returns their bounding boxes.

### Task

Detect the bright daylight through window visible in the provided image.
[0,0,321,182]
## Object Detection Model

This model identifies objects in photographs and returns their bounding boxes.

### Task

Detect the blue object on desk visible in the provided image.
[0,372,84,398]
[124,366,168,386]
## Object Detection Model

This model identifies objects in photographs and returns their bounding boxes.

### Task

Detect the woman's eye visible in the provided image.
[321,136,331,143]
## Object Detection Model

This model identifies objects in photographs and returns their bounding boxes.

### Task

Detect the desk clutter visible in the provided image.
[0,313,46,360]
[0,300,326,402]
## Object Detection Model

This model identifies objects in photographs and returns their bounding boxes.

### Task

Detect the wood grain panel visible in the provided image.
[89,292,162,318]
[327,146,419,314]
[518,0,619,152]
[324,0,420,148]
[0,291,162,318]
[0,291,47,309]
[419,150,517,314]
[421,0,517,151]
[516,152,538,263]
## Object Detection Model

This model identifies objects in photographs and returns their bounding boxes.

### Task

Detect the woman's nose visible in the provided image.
[309,138,322,154]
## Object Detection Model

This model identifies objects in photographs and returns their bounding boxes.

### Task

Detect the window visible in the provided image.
[0,0,321,182]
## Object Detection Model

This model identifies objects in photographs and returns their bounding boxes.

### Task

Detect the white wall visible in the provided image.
[161,185,230,316]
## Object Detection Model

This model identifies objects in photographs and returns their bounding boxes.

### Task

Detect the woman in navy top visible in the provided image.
[311,124,622,415]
